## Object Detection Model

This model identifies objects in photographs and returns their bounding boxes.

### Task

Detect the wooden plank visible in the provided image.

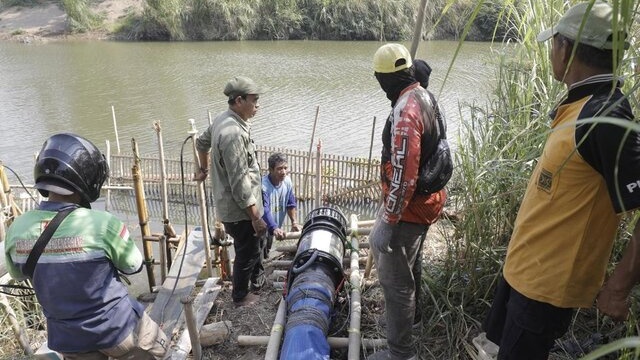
[148,227,208,338]
[168,277,222,360]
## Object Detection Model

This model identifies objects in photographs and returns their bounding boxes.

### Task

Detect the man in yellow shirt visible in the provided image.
[482,2,640,359]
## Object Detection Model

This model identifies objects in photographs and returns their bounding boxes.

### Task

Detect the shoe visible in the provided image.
[250,275,266,292]
[233,293,260,307]
[472,332,498,360]
[367,350,416,360]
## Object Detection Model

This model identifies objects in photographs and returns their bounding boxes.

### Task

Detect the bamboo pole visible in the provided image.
[154,121,175,270]
[410,0,429,59]
[0,292,33,355]
[367,116,377,180]
[188,119,214,278]
[303,106,320,198]
[275,236,370,254]
[159,235,167,283]
[0,163,10,209]
[264,297,287,360]
[131,138,156,291]
[105,140,111,212]
[181,295,202,360]
[0,211,5,243]
[348,214,362,360]
[154,122,169,223]
[238,336,386,349]
[111,106,121,154]
[111,106,124,178]
[315,141,322,209]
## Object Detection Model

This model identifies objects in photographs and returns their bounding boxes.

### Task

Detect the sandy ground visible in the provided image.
[0,0,143,41]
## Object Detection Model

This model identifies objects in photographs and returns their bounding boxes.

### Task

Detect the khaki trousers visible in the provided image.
[371,220,429,358]
[60,312,169,360]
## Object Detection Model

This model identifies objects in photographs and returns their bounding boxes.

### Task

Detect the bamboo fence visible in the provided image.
[108,144,382,204]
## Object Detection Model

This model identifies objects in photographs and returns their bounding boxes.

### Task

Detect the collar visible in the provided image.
[569,74,620,91]
[226,109,250,132]
[268,174,283,187]
[550,74,623,120]
[563,74,622,105]
[38,201,81,212]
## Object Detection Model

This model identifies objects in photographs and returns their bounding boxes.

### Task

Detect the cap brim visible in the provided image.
[35,181,74,196]
[536,27,556,42]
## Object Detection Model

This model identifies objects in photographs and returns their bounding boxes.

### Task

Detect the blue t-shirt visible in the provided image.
[261,175,297,234]
[4,201,144,352]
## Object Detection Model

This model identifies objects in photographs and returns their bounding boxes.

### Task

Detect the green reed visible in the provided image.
[414,1,640,358]
[60,0,103,33]
[115,0,515,41]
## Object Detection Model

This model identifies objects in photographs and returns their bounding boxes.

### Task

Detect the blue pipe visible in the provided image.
[280,264,336,360]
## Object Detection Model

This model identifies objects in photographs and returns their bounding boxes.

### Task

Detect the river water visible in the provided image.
[0,40,496,294]
[0,40,495,179]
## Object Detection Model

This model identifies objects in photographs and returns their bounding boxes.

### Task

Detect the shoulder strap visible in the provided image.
[417,90,446,166]
[24,208,75,279]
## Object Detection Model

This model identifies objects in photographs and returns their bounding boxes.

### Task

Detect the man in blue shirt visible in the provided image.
[262,152,301,258]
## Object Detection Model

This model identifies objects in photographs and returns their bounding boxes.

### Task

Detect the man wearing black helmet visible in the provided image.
[5,133,168,360]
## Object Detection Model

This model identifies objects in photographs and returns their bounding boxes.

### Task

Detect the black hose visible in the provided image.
[292,250,319,274]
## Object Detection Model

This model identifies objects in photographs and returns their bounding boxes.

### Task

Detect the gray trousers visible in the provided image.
[371,220,429,358]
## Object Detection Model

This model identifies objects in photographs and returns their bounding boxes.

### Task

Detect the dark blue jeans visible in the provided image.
[223,220,265,302]
[483,278,573,360]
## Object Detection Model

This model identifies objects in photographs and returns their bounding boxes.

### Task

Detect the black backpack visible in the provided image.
[381,88,453,196]
[414,89,453,195]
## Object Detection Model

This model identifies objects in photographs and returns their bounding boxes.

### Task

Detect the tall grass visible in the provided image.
[60,0,103,33]
[415,0,640,358]
[118,0,512,41]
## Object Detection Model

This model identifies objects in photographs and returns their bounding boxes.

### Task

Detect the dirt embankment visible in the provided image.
[0,0,142,42]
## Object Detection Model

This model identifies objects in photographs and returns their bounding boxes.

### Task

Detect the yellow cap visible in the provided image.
[373,43,412,73]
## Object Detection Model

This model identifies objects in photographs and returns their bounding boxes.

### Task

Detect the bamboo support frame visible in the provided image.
[367,116,377,181]
[0,275,32,356]
[159,235,167,283]
[303,106,320,197]
[238,336,386,349]
[131,138,156,291]
[188,120,214,278]
[264,297,287,360]
[181,295,202,360]
[315,141,322,208]
[0,164,9,208]
[154,121,175,270]
[347,214,363,360]
[108,145,381,203]
[105,140,111,212]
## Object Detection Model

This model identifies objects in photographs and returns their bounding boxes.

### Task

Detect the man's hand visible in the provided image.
[369,219,395,254]
[596,218,640,322]
[251,218,267,237]
[291,222,302,232]
[274,228,286,240]
[597,282,630,321]
[194,168,208,182]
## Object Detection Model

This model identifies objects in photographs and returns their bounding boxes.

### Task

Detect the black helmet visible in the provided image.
[34,133,109,207]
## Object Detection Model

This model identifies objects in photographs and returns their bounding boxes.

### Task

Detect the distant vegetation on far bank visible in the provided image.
[0,0,517,41]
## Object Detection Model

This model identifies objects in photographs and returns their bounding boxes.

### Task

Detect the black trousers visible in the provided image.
[223,220,265,302]
[483,277,573,360]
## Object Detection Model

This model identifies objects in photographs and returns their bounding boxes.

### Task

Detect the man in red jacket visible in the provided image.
[368,43,447,360]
